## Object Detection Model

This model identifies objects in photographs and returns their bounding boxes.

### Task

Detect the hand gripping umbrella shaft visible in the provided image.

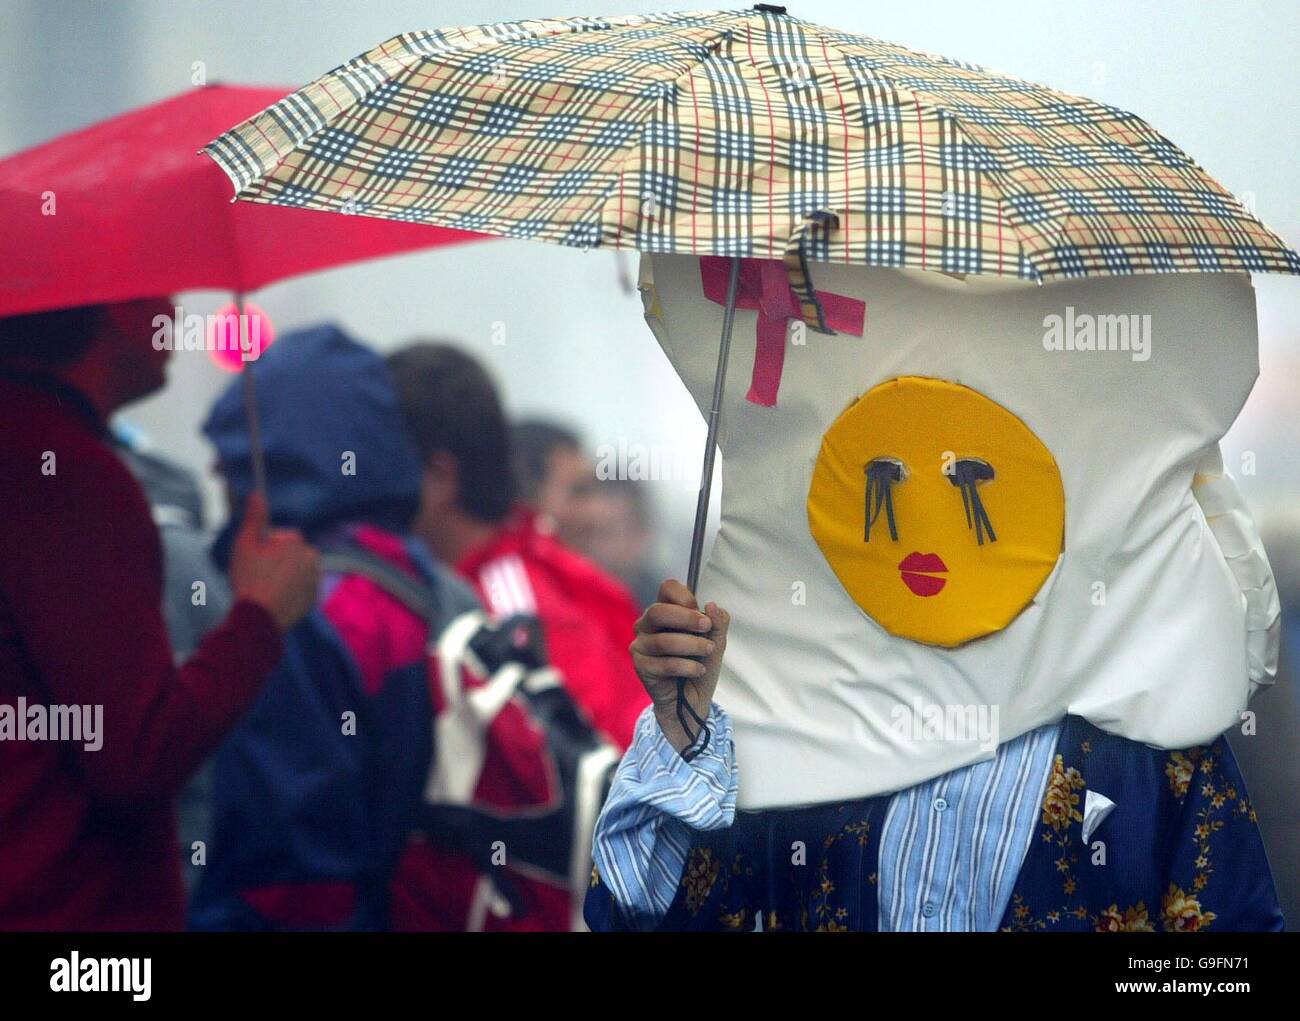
[679,256,741,759]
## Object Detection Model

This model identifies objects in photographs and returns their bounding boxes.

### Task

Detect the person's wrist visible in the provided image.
[239,591,294,635]
[653,701,709,758]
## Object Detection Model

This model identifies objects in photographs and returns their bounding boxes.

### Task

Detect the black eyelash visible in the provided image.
[864,457,906,542]
[948,458,997,545]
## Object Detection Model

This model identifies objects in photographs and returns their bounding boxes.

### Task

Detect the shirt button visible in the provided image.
[933,797,949,812]
[921,902,937,918]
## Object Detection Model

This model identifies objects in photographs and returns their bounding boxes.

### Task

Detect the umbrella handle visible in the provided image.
[235,293,270,537]
[679,255,741,760]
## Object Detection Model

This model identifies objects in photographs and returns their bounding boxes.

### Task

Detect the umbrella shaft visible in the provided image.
[686,256,741,595]
[236,295,269,533]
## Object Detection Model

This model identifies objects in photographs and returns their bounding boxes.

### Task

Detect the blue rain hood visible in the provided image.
[205,324,422,555]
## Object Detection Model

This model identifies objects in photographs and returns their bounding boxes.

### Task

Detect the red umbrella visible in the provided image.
[0,83,480,315]
[0,84,485,497]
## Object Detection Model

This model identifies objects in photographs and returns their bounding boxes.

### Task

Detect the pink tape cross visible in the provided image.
[699,257,865,407]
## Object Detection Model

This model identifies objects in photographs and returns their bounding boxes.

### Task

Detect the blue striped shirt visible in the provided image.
[877,721,1060,930]
[592,704,1059,931]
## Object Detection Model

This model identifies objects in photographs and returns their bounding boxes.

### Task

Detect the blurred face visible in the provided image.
[100,297,174,406]
[536,445,599,551]
[587,489,650,575]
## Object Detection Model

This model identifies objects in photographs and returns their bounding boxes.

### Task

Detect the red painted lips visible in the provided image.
[899,552,948,596]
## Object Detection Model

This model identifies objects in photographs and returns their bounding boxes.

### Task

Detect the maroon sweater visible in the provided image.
[0,373,283,930]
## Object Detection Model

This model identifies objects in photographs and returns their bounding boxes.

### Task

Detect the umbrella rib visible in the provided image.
[588,23,739,249]
[803,27,1052,281]
[205,46,430,198]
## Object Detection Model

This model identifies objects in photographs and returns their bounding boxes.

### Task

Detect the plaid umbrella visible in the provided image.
[205,5,1298,753]
[205,6,1298,285]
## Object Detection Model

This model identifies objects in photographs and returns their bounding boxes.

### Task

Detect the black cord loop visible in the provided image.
[675,677,712,761]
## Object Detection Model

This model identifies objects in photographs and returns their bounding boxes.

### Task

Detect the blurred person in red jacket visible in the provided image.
[387,343,648,750]
[0,301,319,931]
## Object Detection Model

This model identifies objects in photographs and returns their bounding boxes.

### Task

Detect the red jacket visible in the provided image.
[0,373,283,930]
[456,508,648,749]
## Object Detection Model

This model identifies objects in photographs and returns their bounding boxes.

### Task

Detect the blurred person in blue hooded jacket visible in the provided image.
[191,324,481,930]
[191,325,617,931]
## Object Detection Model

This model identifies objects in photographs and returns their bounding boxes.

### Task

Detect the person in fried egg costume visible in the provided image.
[584,252,1284,932]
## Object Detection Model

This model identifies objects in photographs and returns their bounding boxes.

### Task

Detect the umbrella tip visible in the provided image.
[753,4,788,13]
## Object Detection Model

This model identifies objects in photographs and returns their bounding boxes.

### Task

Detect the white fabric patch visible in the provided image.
[643,253,1267,808]
[1082,789,1117,844]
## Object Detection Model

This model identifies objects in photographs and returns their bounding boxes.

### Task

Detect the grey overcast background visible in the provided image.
[3,0,1298,561]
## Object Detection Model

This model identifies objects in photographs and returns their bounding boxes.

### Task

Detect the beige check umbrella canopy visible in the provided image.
[205,5,1299,288]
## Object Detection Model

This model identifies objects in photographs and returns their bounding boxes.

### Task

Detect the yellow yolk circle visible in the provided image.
[807,375,1065,647]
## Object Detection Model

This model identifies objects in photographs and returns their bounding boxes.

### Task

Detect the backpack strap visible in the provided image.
[316,541,483,930]
[320,547,438,620]
[320,543,481,634]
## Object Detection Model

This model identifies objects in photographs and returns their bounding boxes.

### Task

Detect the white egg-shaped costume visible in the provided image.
[641,252,1278,810]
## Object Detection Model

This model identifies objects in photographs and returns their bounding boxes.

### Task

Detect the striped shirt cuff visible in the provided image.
[632,702,736,818]
[591,703,737,927]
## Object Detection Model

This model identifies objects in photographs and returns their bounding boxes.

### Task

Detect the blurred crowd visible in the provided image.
[0,301,668,931]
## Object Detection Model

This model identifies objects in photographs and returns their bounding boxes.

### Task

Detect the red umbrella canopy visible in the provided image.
[0,84,484,317]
